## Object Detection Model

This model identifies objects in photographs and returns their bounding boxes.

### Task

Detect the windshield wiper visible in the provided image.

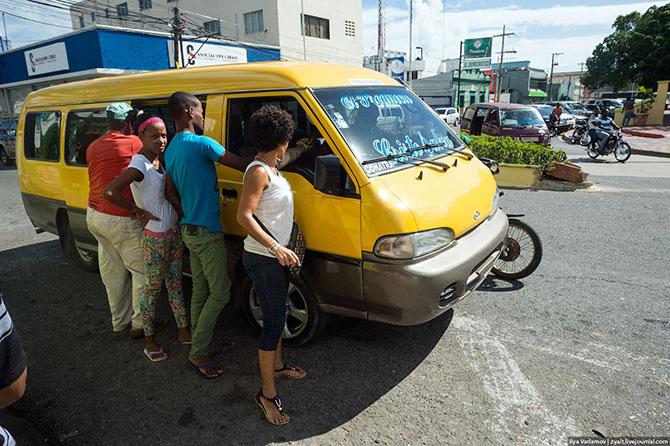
[361,142,472,169]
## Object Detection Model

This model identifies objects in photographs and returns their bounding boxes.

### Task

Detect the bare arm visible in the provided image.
[103,167,160,228]
[278,140,309,170]
[164,173,183,218]
[0,367,26,408]
[236,166,299,267]
[218,151,254,171]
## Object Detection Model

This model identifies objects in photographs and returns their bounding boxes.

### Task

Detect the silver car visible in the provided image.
[0,120,17,166]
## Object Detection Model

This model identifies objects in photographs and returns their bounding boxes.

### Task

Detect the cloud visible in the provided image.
[363,1,667,75]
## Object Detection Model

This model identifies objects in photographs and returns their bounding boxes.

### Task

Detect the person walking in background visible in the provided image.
[0,294,28,445]
[164,92,251,379]
[236,106,307,426]
[103,112,191,362]
[86,103,150,339]
[622,98,636,127]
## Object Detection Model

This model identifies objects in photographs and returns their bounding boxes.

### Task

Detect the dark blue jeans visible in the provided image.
[243,251,289,351]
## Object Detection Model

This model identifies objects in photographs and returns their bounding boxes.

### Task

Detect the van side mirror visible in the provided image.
[314,155,358,198]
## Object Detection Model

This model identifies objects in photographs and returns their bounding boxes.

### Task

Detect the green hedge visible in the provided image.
[466,135,567,171]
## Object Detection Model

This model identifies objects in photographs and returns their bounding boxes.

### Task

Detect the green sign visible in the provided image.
[464,37,492,59]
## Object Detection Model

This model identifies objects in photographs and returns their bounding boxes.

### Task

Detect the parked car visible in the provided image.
[543,101,591,124]
[0,119,17,166]
[434,106,460,126]
[532,105,575,133]
[460,102,550,145]
[585,99,621,112]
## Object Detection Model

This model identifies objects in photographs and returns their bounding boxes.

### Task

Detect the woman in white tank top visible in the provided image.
[236,106,309,426]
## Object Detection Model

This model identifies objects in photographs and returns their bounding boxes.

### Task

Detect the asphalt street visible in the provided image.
[0,139,668,445]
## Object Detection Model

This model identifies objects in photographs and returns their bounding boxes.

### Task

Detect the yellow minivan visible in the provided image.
[17,62,508,344]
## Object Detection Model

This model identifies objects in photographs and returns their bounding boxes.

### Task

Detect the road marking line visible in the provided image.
[453,314,578,444]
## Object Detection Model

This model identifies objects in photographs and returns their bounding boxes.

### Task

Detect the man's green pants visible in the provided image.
[181,225,231,358]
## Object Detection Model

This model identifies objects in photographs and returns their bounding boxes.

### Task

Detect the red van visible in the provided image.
[460,103,551,145]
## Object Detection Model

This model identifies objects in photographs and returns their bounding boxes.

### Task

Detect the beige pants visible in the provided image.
[86,207,144,331]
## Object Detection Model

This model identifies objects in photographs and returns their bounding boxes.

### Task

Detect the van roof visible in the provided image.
[469,102,534,110]
[23,61,399,108]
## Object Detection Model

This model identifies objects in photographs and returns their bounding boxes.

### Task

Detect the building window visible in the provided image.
[302,14,329,39]
[79,15,85,28]
[116,3,129,16]
[24,111,61,162]
[139,0,151,11]
[105,8,110,18]
[204,20,221,35]
[244,10,264,34]
[345,20,355,37]
[91,12,96,22]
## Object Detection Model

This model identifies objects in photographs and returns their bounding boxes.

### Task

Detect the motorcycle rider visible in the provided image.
[595,109,620,155]
[587,106,600,150]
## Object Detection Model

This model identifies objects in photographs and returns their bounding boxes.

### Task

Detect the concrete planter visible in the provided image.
[496,163,541,188]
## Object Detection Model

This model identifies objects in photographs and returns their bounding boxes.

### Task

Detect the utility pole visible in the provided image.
[171,8,182,69]
[578,61,586,100]
[408,0,413,87]
[1,12,8,52]
[493,25,515,102]
[456,40,463,110]
[548,52,563,101]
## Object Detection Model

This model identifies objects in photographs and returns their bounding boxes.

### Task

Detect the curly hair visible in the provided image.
[248,106,296,153]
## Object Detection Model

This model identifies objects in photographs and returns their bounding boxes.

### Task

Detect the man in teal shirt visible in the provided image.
[165,91,251,379]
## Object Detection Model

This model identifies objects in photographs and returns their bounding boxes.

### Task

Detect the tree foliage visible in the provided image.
[582,4,670,92]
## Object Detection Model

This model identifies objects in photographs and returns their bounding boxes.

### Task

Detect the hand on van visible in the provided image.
[277,138,310,170]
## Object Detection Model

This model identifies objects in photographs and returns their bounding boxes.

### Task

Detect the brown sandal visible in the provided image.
[255,390,289,425]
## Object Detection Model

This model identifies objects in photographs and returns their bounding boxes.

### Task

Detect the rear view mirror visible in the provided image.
[314,155,358,198]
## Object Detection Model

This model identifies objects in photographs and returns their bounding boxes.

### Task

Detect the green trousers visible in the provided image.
[181,225,231,358]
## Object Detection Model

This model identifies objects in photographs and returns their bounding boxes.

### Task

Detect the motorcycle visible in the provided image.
[586,131,631,163]
[566,122,589,145]
[480,158,544,280]
[548,113,559,138]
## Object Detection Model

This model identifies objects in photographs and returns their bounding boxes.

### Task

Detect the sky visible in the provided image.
[1,0,668,76]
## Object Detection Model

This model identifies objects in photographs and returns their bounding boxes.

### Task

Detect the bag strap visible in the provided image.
[253,214,278,242]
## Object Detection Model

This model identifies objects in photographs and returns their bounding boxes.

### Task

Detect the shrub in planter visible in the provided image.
[466,135,567,171]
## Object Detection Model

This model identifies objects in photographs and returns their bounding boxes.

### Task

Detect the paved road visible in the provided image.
[0,152,668,445]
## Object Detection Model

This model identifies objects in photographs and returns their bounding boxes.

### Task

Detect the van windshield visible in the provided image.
[500,108,545,128]
[312,86,463,176]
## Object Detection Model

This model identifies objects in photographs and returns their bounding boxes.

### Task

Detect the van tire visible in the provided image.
[242,273,328,347]
[58,214,98,273]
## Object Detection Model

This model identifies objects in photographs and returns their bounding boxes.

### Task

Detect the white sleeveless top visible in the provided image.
[243,160,294,258]
[128,154,179,234]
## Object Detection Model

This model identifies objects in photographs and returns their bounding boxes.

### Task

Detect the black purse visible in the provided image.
[253,215,305,277]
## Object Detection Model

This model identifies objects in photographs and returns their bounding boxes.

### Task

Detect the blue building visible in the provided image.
[0,25,281,114]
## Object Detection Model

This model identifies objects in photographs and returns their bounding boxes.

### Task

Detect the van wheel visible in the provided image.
[0,147,12,166]
[59,216,98,272]
[242,274,328,346]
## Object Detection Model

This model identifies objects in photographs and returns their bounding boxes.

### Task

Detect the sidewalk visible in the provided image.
[621,125,670,158]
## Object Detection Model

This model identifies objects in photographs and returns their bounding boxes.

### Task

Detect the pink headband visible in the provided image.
[138,117,165,134]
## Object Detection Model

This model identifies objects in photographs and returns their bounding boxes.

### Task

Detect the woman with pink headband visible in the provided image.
[103,111,191,362]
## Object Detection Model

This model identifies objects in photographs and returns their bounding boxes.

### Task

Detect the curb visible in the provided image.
[631,148,670,159]
[532,179,593,192]
[623,129,665,139]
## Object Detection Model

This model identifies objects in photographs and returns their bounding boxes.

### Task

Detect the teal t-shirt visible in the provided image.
[164,132,225,232]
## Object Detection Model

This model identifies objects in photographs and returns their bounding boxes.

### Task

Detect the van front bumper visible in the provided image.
[361,208,508,325]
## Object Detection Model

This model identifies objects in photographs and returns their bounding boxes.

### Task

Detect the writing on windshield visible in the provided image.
[313,86,463,176]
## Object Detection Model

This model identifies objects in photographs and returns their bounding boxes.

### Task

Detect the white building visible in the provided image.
[362,50,425,81]
[70,0,362,66]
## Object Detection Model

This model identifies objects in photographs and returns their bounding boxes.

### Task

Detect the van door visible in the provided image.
[481,108,501,136]
[221,91,366,314]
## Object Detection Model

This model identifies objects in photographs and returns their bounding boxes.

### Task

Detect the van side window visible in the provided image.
[132,98,205,145]
[227,96,334,184]
[24,111,61,162]
[65,109,108,166]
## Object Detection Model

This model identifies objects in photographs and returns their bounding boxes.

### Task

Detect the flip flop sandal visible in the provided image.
[188,361,222,380]
[274,364,307,380]
[144,347,168,362]
[255,390,289,426]
[211,341,236,356]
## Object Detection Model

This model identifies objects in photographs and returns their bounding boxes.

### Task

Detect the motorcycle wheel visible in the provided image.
[492,218,543,280]
[587,148,599,159]
[614,141,632,163]
[579,134,590,146]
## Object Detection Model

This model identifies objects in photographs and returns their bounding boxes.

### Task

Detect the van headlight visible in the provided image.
[374,228,454,259]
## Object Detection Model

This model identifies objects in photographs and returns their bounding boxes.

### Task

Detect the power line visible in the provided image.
[0,9,72,28]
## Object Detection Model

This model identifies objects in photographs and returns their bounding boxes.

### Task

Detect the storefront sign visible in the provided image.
[168,42,247,67]
[464,37,492,58]
[389,57,405,80]
[24,42,69,77]
[463,58,492,70]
